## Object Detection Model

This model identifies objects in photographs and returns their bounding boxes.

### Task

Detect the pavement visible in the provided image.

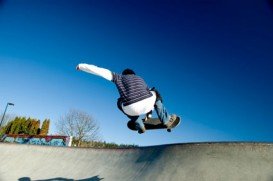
[0,142,273,181]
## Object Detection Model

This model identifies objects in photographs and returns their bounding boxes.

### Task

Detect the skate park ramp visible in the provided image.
[0,142,273,181]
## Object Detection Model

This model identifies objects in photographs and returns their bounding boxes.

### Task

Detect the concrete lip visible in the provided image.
[0,142,273,181]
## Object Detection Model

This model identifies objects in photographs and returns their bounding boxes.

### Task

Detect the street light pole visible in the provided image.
[0,102,14,128]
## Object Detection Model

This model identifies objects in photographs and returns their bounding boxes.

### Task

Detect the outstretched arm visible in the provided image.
[76,63,113,81]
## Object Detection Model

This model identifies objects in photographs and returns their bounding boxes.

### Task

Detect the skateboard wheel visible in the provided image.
[167,129,171,132]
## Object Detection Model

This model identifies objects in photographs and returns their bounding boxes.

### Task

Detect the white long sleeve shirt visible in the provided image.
[78,63,156,116]
[78,63,113,81]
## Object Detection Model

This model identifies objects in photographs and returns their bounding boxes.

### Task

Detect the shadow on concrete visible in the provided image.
[134,145,167,177]
[136,146,166,163]
[18,175,104,181]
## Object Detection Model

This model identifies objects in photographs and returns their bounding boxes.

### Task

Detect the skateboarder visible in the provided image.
[76,63,178,133]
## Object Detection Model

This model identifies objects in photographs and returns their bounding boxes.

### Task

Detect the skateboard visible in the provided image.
[127,116,181,133]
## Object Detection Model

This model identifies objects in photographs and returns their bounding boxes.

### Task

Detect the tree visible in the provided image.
[29,119,40,135]
[10,117,19,134]
[40,119,50,135]
[0,113,15,127]
[56,109,100,146]
[0,116,51,136]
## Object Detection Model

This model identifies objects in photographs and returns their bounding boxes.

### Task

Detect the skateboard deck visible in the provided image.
[127,116,181,132]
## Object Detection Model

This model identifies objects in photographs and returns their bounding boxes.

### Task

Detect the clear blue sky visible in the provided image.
[1,0,273,146]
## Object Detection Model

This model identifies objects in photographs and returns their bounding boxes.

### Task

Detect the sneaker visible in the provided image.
[138,126,146,134]
[164,114,178,128]
[144,110,153,121]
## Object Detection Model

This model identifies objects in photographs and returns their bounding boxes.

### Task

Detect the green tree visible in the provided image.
[0,120,13,135]
[29,119,40,135]
[3,119,14,134]
[40,119,50,135]
[10,117,20,134]
[0,113,15,128]
[0,116,50,136]
[21,118,32,135]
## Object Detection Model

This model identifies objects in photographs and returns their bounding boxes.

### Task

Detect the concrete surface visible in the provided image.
[0,142,273,181]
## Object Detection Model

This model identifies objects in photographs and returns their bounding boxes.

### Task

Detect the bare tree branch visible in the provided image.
[56,109,101,146]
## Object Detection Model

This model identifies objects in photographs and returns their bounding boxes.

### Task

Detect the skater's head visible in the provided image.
[122,68,135,75]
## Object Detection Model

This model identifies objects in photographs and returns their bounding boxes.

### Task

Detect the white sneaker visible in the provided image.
[165,114,178,128]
